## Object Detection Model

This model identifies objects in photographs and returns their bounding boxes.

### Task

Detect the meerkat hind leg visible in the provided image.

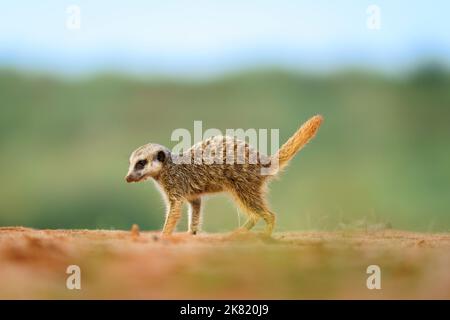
[188,198,202,235]
[261,210,276,236]
[242,214,260,231]
[232,192,274,237]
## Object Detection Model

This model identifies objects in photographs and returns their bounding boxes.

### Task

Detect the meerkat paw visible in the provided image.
[159,232,192,243]
[160,231,174,240]
[226,229,277,243]
[226,227,253,240]
[232,227,250,235]
[256,231,277,243]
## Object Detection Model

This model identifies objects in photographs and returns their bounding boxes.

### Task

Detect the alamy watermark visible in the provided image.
[170,121,280,175]
[366,265,381,289]
[66,5,81,30]
[366,4,381,30]
[66,265,81,290]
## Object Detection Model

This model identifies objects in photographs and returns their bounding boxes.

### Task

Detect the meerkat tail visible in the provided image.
[274,115,323,169]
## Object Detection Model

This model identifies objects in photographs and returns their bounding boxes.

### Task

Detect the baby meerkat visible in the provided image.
[125,115,323,236]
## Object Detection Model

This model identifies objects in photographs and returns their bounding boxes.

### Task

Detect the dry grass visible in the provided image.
[0,227,449,299]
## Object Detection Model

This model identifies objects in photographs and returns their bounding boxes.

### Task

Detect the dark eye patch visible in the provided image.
[134,159,148,170]
[156,150,166,162]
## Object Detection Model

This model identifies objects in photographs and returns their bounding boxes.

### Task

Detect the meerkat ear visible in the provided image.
[157,150,166,163]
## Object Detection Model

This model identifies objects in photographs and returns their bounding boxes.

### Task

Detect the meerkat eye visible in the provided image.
[135,159,148,170]
[156,150,166,162]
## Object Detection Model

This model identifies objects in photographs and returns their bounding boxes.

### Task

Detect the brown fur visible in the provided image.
[275,115,323,170]
[126,115,323,236]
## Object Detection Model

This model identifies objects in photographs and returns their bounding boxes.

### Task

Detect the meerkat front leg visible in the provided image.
[162,199,183,235]
[261,210,276,236]
[188,198,202,235]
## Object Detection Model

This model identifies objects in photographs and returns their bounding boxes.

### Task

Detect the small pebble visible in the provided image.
[130,224,140,238]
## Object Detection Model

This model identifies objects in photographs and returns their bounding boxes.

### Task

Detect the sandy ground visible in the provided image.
[0,227,449,299]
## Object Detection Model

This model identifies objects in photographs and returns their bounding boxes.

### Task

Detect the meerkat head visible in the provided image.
[125,143,171,183]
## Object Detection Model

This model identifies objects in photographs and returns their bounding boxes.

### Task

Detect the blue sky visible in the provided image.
[1,0,449,76]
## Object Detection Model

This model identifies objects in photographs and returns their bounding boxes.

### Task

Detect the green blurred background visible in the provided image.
[1,1,450,232]
[1,66,449,232]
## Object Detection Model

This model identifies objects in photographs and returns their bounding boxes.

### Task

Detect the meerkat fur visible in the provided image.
[126,115,323,236]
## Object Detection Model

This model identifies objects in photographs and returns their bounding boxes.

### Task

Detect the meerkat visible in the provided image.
[125,115,323,236]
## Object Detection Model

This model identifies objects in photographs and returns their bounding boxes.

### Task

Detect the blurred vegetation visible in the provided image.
[0,67,449,232]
